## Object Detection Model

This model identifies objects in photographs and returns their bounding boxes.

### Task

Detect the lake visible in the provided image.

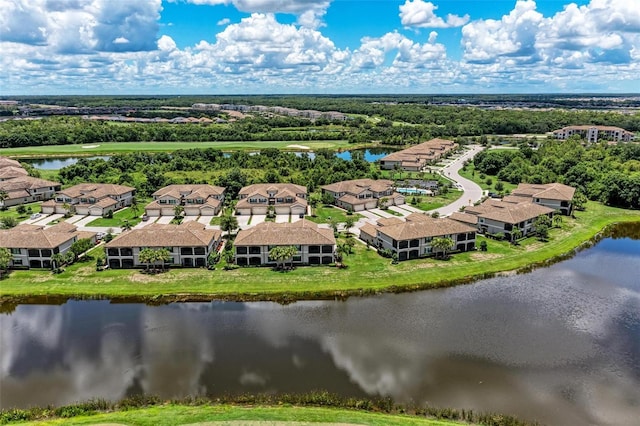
[1,236,639,425]
[23,156,110,169]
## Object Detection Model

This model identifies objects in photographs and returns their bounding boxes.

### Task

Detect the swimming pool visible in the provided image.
[397,187,431,195]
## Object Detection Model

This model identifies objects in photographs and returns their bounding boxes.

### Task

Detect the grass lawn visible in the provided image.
[1,202,638,301]
[86,206,143,227]
[0,140,352,157]
[14,404,465,426]
[0,202,42,222]
[306,204,363,224]
[406,190,463,212]
[457,164,518,194]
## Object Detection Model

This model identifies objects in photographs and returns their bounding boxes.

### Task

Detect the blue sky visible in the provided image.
[1,0,638,94]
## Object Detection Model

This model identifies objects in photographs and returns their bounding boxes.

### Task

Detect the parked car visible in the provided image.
[30,213,41,220]
[142,214,149,221]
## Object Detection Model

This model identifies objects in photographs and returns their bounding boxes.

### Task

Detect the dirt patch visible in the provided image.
[470,253,502,260]
[286,144,311,150]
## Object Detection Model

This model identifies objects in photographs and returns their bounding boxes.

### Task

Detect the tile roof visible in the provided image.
[238,183,307,197]
[464,199,555,224]
[0,166,28,179]
[152,184,225,198]
[375,214,476,241]
[322,178,394,195]
[106,222,221,248]
[0,157,22,168]
[449,212,478,225]
[511,183,576,201]
[60,183,134,199]
[0,222,82,249]
[235,220,335,246]
[0,175,60,191]
[380,138,457,164]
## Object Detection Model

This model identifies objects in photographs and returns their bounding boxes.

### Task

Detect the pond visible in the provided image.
[23,156,111,169]
[1,236,639,425]
[335,148,395,162]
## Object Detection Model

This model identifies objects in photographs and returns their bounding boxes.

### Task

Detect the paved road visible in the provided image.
[430,144,485,216]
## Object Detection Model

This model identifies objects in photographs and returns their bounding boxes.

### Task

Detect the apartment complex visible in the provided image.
[360,213,476,261]
[235,183,307,216]
[234,220,336,266]
[379,138,458,171]
[0,175,61,208]
[552,125,635,143]
[0,222,95,269]
[105,222,222,268]
[509,182,576,215]
[145,184,225,217]
[321,179,405,211]
[41,183,135,216]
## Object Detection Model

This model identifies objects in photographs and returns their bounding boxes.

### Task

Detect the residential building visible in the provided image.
[0,175,61,208]
[105,221,222,268]
[552,125,635,143]
[453,198,555,241]
[379,138,458,171]
[509,182,576,215]
[145,184,225,217]
[0,222,95,269]
[360,213,476,261]
[234,220,336,266]
[41,183,135,216]
[321,179,405,211]
[236,183,307,216]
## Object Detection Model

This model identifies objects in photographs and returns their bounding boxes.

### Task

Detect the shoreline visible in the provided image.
[1,216,639,309]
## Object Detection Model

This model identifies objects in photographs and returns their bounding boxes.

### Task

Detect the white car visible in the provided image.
[30,213,42,220]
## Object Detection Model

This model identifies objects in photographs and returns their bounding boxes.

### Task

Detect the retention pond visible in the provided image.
[1,234,639,425]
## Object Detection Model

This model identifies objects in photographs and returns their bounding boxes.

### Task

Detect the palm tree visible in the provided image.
[220,214,239,238]
[328,217,340,236]
[173,205,184,219]
[138,248,154,272]
[431,237,454,259]
[511,228,523,244]
[51,253,66,273]
[156,248,171,272]
[553,214,563,228]
[0,247,12,278]
[130,197,140,218]
[122,219,132,231]
[344,216,356,236]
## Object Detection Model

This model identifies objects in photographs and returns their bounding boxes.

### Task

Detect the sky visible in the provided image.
[1,0,639,95]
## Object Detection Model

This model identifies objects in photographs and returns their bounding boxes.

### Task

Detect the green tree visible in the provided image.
[51,252,66,273]
[269,245,298,270]
[173,205,184,219]
[220,214,239,238]
[121,219,132,231]
[553,213,563,228]
[0,191,8,210]
[511,228,522,244]
[1,217,18,229]
[130,197,140,218]
[431,237,454,259]
[156,248,171,272]
[16,205,26,216]
[328,217,340,236]
[138,247,154,272]
[534,215,552,241]
[308,192,322,216]
[70,238,94,261]
[572,192,587,211]
[207,251,220,269]
[479,240,488,252]
[0,247,13,278]
[344,216,357,235]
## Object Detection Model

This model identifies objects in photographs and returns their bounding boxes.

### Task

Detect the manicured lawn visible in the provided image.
[86,206,143,227]
[0,202,42,222]
[1,202,638,301]
[406,190,463,211]
[306,204,363,224]
[15,404,464,426]
[0,140,352,157]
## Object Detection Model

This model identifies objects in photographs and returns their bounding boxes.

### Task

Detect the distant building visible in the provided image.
[234,220,336,266]
[145,184,225,217]
[379,138,458,171]
[0,175,61,208]
[360,213,476,261]
[321,179,404,211]
[509,182,576,215]
[235,183,307,216]
[41,183,135,216]
[552,125,634,143]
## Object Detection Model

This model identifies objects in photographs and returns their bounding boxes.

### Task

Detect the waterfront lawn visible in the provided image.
[16,404,464,426]
[86,206,143,227]
[1,202,639,300]
[306,204,363,224]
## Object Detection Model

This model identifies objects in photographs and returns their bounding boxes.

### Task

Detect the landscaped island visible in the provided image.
[1,202,638,305]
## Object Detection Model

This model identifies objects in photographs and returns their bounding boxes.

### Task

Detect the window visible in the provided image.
[249,246,261,254]
[236,247,247,255]
[107,248,119,256]
[28,249,40,257]
[13,259,22,265]
[181,247,193,255]
[322,245,333,253]
[309,245,320,254]
[194,247,205,255]
[399,241,408,249]
[120,248,133,257]
[11,248,20,254]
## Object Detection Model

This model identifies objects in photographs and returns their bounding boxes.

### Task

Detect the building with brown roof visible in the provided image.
[235,183,307,216]
[41,183,135,216]
[379,138,458,171]
[234,220,336,266]
[509,182,576,215]
[552,125,635,143]
[145,184,225,217]
[360,213,476,261]
[453,198,555,241]
[321,179,405,211]
[0,222,95,269]
[105,221,222,268]
[0,175,61,208]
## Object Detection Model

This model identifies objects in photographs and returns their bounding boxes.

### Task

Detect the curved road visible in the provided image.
[431,144,485,216]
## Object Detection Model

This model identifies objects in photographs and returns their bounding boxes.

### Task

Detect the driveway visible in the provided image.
[197,216,213,226]
[357,210,383,223]
[64,214,86,224]
[387,205,412,217]
[275,214,290,223]
[369,208,396,219]
[31,213,64,227]
[156,216,174,224]
[73,215,100,227]
[250,214,266,226]
[236,214,251,229]
[431,144,485,216]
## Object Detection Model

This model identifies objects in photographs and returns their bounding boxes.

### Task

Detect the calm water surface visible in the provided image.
[1,237,639,425]
[24,156,110,169]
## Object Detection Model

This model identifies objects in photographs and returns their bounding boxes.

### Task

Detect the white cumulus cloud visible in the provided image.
[399,0,469,28]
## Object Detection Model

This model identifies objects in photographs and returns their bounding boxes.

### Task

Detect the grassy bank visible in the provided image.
[0,141,352,157]
[0,393,534,426]
[0,202,638,303]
